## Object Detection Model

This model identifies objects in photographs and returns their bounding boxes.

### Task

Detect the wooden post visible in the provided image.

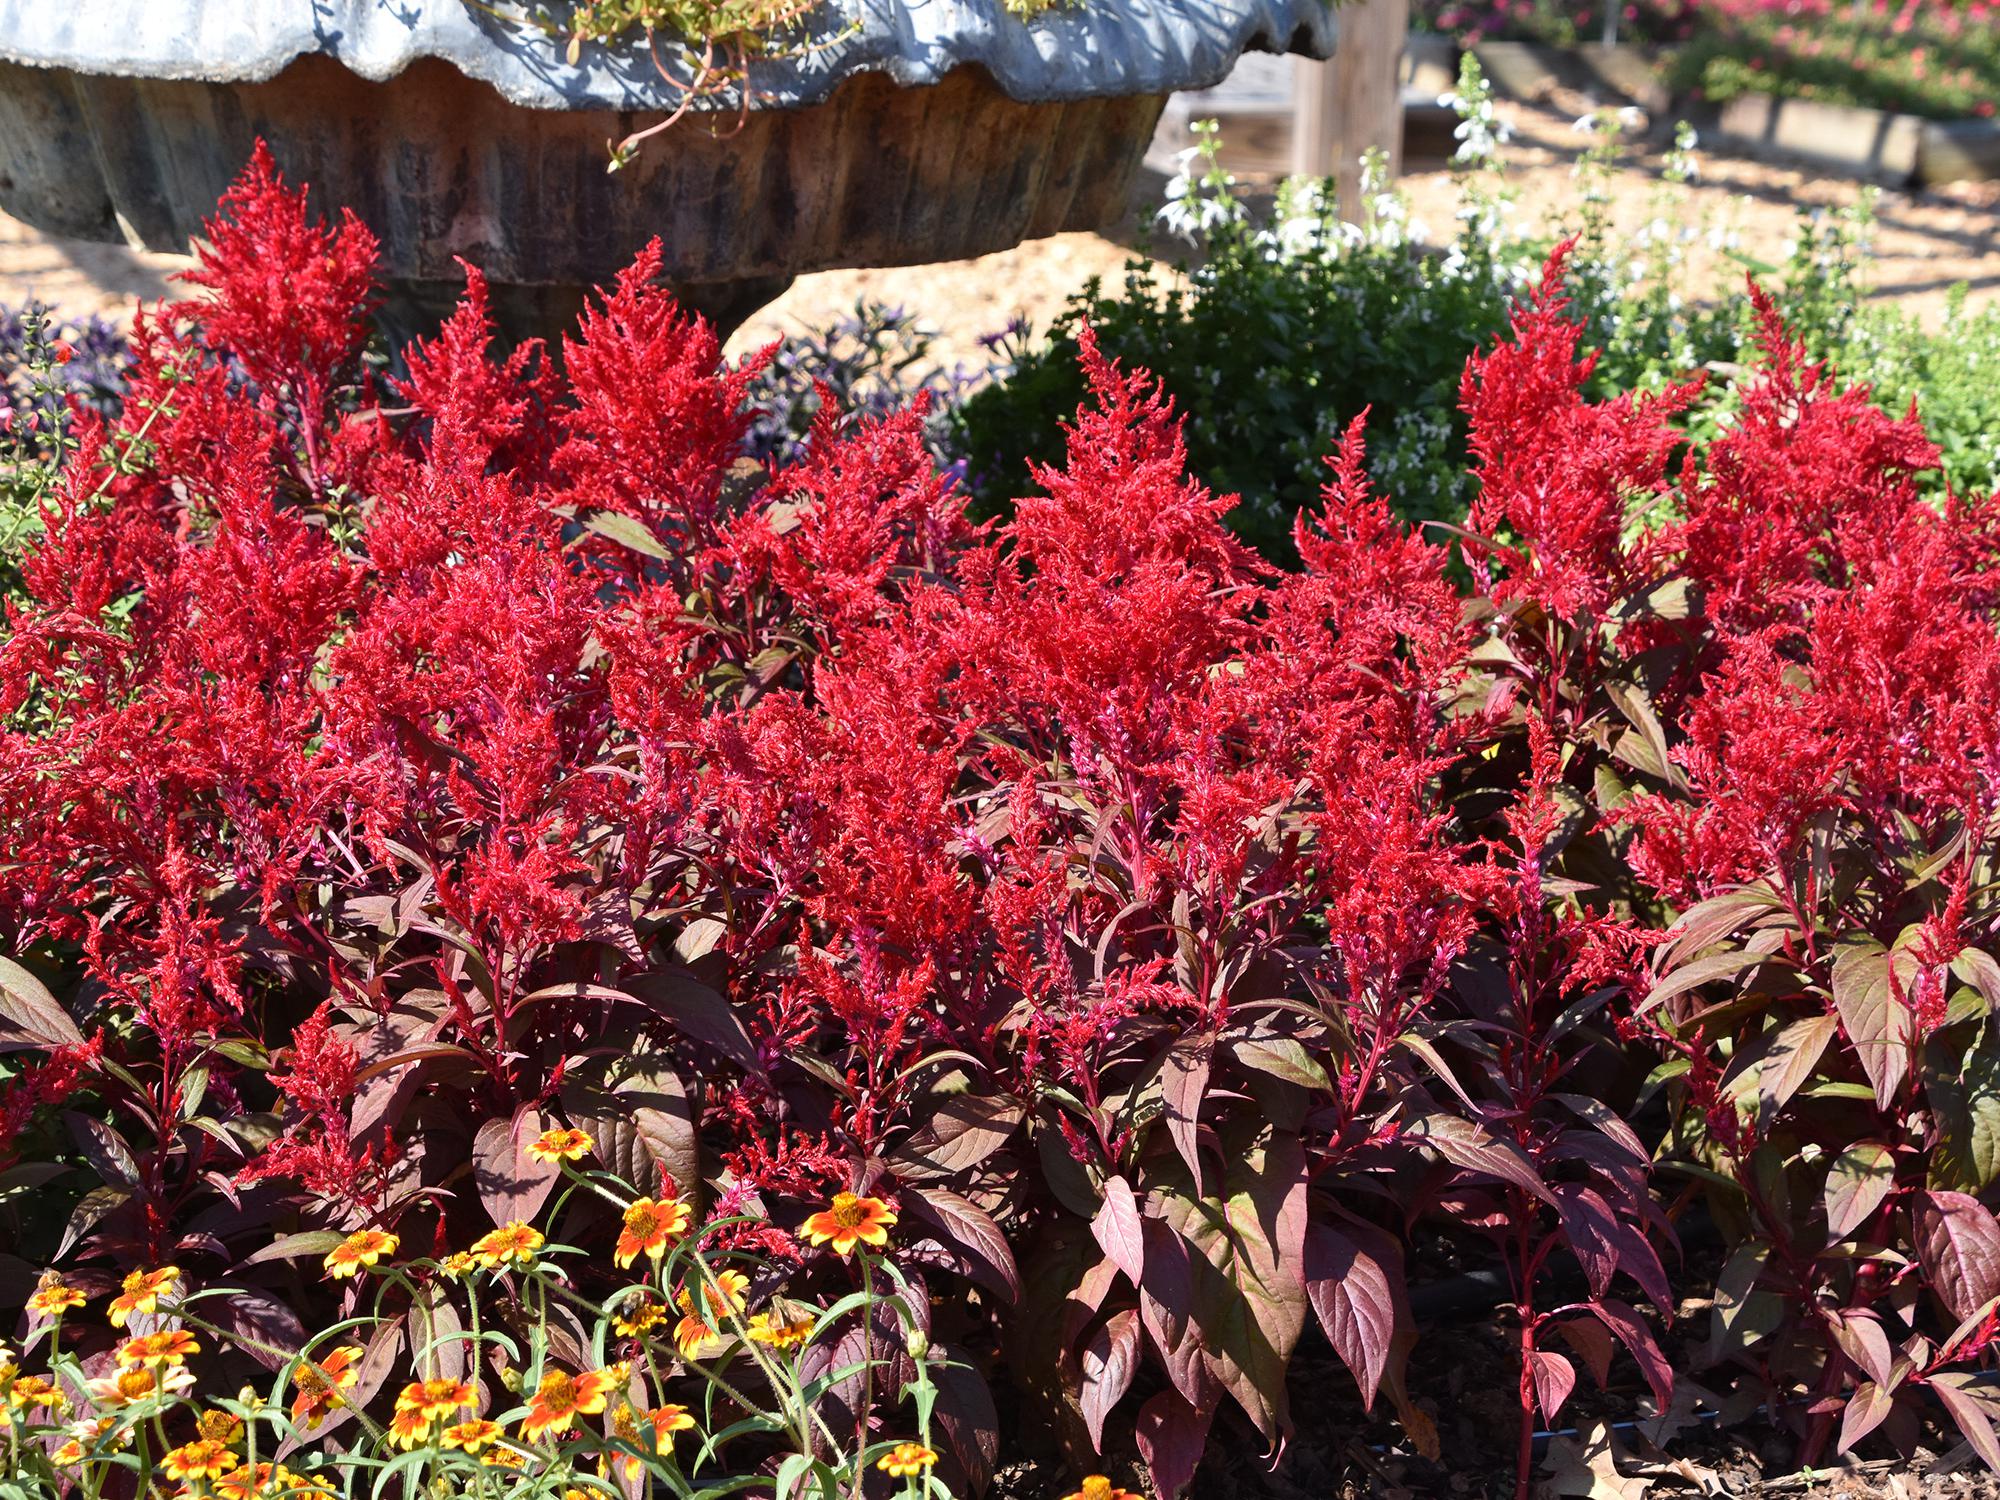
[1291,0,1410,223]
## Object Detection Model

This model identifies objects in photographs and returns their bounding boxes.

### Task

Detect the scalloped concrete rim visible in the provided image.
[0,0,1339,113]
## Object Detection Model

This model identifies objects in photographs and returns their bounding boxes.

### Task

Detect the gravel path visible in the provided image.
[0,94,1991,366]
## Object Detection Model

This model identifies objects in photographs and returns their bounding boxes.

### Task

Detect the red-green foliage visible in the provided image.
[5,152,2000,1495]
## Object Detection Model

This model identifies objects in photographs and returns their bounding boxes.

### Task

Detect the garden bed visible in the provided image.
[6,101,2000,1500]
[1463,38,2000,186]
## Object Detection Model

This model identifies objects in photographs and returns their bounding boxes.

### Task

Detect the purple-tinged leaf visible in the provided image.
[1550,1093,1648,1166]
[905,1185,1021,1304]
[1150,1133,1308,1440]
[0,955,82,1051]
[1832,943,1913,1110]
[1838,1381,1897,1454]
[1931,1375,2000,1471]
[1060,1256,1121,1350]
[1827,1311,1894,1386]
[1641,949,1762,1015]
[889,1094,1024,1181]
[208,1286,307,1372]
[1080,1309,1142,1451]
[1304,1220,1407,1409]
[1607,1219,1674,1316]
[1915,1190,2000,1322]
[1757,1012,1838,1116]
[1408,1114,1554,1204]
[1553,1184,1621,1299]
[1824,1140,1897,1241]
[1554,1316,1615,1389]
[1589,1297,1673,1411]
[241,1230,350,1267]
[473,1105,559,1229]
[624,972,761,1074]
[1136,1389,1211,1500]
[930,1347,1000,1497]
[1528,1349,1577,1421]
[1093,1175,1147,1288]
[1161,1036,1212,1195]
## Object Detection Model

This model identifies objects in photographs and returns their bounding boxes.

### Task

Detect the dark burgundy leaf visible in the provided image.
[623,971,760,1074]
[1914,1190,2000,1322]
[1092,1174,1147,1288]
[1589,1297,1673,1410]
[1932,1376,2000,1471]
[1304,1219,1407,1409]
[889,1094,1024,1181]
[905,1185,1021,1304]
[931,1349,1000,1497]
[472,1105,559,1229]
[1838,1381,1897,1454]
[1161,1035,1212,1193]
[1552,1183,1621,1298]
[1554,1316,1615,1389]
[0,955,82,1051]
[208,1286,307,1372]
[1528,1349,1577,1421]
[1136,1389,1212,1500]
[1079,1308,1142,1451]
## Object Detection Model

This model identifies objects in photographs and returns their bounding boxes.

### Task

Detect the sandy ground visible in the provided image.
[1,94,1994,366]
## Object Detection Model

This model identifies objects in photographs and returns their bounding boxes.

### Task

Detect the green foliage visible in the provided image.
[954,61,1998,562]
[1667,5,2000,122]
[1836,287,2000,502]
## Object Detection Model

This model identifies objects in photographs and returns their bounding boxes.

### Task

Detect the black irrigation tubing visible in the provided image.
[1524,1369,2000,1462]
[1370,1369,2000,1464]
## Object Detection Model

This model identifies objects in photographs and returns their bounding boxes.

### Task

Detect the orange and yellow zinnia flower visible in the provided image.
[6,1374,64,1413]
[519,1367,617,1441]
[612,1290,668,1337]
[25,1272,85,1319]
[1062,1480,1141,1500]
[389,1376,475,1446]
[290,1346,363,1430]
[441,1417,504,1453]
[51,1416,122,1466]
[387,1408,435,1450]
[614,1196,691,1268]
[671,1269,749,1357]
[162,1438,235,1481]
[323,1229,399,1279]
[469,1222,544,1269]
[215,1463,332,1500]
[394,1377,475,1422]
[747,1311,816,1349]
[801,1193,897,1256]
[877,1442,938,1477]
[482,1443,530,1469]
[108,1265,180,1326]
[526,1127,594,1164]
[196,1408,245,1446]
[86,1364,192,1406]
[116,1329,200,1367]
[696,1268,749,1316]
[609,1401,697,1481]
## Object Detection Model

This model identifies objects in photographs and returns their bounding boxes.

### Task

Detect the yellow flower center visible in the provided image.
[539,1372,578,1413]
[831,1197,869,1228]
